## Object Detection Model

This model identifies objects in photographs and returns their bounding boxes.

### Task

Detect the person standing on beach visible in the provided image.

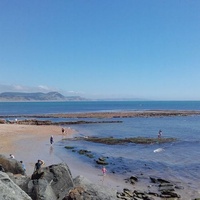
[158,130,162,138]
[62,128,65,135]
[62,127,67,139]
[50,135,54,145]
[102,166,107,176]
[20,161,26,174]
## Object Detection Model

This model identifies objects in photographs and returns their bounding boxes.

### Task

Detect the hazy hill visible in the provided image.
[0,92,86,101]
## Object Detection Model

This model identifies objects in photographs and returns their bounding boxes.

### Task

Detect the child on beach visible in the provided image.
[102,166,107,176]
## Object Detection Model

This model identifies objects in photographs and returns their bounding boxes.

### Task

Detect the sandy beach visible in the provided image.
[0,124,133,192]
[0,124,74,174]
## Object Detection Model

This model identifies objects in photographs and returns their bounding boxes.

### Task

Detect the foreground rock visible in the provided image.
[0,171,32,200]
[29,163,74,200]
[62,175,117,200]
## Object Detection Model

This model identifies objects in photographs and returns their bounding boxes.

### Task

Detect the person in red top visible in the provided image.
[102,166,107,176]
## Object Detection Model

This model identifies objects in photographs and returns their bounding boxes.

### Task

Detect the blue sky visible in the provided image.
[0,1,200,100]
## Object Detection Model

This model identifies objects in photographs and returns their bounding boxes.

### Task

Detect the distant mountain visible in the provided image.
[0,92,86,101]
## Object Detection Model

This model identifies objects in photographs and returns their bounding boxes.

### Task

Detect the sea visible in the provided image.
[1,101,200,197]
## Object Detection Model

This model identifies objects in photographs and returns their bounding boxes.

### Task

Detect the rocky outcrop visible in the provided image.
[0,110,200,119]
[0,171,32,200]
[0,118,122,125]
[117,176,183,200]
[3,110,199,119]
[64,136,177,146]
[8,172,31,194]
[83,136,177,145]
[62,175,117,200]
[96,157,109,165]
[28,163,74,200]
[0,154,25,175]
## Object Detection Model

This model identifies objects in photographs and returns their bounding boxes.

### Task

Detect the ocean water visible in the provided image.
[1,100,200,115]
[59,116,200,187]
[1,101,200,195]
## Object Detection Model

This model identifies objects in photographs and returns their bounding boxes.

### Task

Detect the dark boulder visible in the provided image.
[125,175,138,185]
[150,176,170,184]
[0,154,25,175]
[8,172,31,194]
[0,171,32,200]
[96,157,109,165]
[65,175,117,200]
[28,163,74,200]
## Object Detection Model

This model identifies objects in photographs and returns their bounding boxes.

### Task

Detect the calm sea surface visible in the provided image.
[1,100,200,115]
[1,101,200,194]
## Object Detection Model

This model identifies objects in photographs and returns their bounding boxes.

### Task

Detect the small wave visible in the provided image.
[153,148,165,153]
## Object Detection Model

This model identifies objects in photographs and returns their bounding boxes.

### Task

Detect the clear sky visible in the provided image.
[0,1,200,100]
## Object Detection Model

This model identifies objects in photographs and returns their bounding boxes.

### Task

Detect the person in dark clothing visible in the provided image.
[20,161,26,174]
[34,160,44,172]
[32,159,45,181]
[50,135,54,145]
[0,164,5,172]
[158,130,163,138]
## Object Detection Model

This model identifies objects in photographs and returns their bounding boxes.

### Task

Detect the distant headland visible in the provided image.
[0,92,87,102]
